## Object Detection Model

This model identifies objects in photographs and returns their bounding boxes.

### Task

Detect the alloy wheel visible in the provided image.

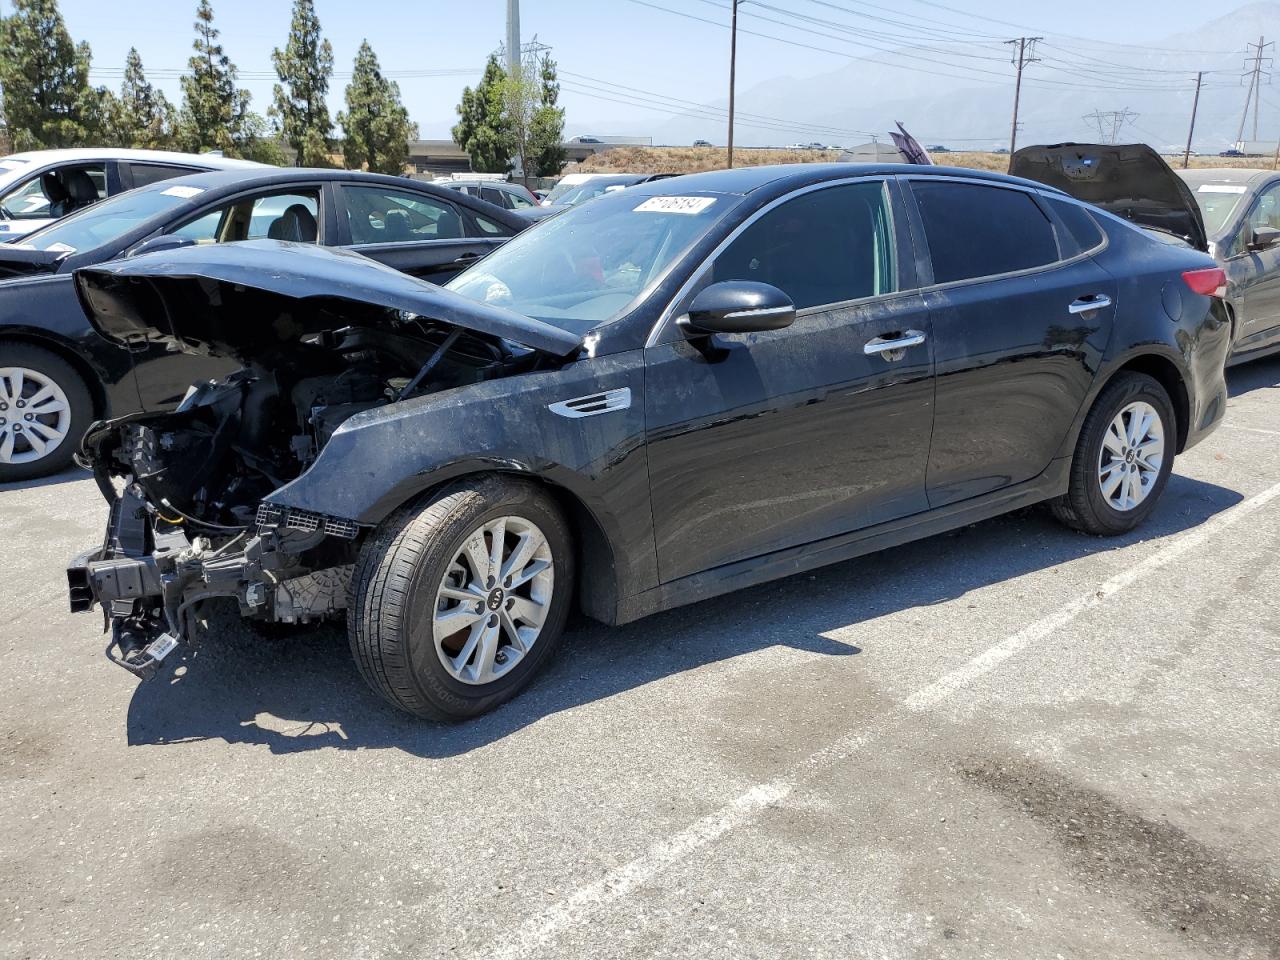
[1096,400,1165,512]
[0,366,71,465]
[432,515,555,685]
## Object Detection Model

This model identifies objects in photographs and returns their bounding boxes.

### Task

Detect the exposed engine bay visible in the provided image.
[66,242,580,680]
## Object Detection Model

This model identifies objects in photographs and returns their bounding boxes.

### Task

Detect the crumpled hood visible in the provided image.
[0,245,65,280]
[1009,143,1208,252]
[73,239,583,359]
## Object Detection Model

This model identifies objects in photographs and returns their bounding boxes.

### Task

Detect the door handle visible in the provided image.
[1068,294,1112,314]
[864,329,927,357]
[451,251,482,265]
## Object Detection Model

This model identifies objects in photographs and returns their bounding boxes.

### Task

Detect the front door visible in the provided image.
[904,178,1118,506]
[1228,182,1280,355]
[644,179,936,583]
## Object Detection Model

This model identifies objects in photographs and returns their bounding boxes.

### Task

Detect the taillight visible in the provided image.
[1182,267,1226,298]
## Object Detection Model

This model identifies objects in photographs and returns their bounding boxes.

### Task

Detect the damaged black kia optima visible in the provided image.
[67,164,1231,719]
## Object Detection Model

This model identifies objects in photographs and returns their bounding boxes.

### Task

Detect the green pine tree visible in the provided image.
[0,0,96,149]
[531,53,566,178]
[105,48,176,148]
[452,55,512,174]
[178,0,252,156]
[270,0,334,167]
[337,41,416,175]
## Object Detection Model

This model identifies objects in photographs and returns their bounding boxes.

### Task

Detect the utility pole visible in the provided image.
[1006,36,1041,156]
[1184,71,1203,168]
[506,0,523,183]
[727,0,739,169]
[1236,36,1273,148]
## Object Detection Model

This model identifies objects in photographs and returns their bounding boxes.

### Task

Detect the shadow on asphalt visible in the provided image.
[1226,353,1280,398]
[0,463,89,493]
[124,472,1243,757]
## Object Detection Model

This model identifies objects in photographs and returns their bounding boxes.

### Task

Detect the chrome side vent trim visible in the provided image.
[548,387,631,419]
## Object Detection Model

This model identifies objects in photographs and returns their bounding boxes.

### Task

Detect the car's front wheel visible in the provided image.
[348,476,574,720]
[1052,371,1176,535]
[0,343,92,483]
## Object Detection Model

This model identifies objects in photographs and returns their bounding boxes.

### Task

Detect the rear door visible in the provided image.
[644,178,936,582]
[904,177,1117,507]
[334,182,506,283]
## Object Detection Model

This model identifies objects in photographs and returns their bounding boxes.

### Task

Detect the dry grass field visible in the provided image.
[575,145,1279,176]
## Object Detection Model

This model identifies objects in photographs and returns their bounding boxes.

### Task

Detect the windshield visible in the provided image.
[447,190,737,333]
[1187,183,1247,235]
[544,176,642,206]
[15,182,200,253]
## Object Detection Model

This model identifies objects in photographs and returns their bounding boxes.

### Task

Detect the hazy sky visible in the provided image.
[15,0,1249,141]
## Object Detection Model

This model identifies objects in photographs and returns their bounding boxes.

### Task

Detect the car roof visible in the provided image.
[623,162,1060,197]
[2,148,264,168]
[1177,167,1275,187]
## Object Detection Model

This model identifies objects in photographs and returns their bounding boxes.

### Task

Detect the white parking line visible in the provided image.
[1220,422,1280,438]
[480,478,1280,960]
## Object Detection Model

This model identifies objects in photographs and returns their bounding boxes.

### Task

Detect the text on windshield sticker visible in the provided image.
[633,196,716,215]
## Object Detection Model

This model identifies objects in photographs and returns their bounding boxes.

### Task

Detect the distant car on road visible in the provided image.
[928,145,951,153]
[0,167,527,481]
[573,136,602,144]
[1220,149,1246,158]
[0,148,264,242]
[693,139,713,147]
[1012,143,1280,366]
[435,178,540,211]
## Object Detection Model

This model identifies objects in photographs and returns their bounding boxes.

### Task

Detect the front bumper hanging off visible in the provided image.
[67,486,358,681]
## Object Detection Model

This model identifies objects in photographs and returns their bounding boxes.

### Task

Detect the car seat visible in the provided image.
[266,204,318,242]
[41,173,71,218]
[383,208,412,241]
[433,206,462,239]
[60,169,101,215]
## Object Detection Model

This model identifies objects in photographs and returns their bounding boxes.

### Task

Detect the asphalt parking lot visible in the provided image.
[2,356,1279,960]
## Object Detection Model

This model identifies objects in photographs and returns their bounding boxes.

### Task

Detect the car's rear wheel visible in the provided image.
[348,476,574,720]
[0,344,92,483]
[1052,371,1175,535]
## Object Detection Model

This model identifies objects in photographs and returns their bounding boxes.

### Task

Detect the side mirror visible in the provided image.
[678,280,797,336]
[1249,225,1280,251]
[126,234,195,259]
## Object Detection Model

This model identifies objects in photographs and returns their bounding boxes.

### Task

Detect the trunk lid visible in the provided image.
[1009,142,1208,252]
[73,239,584,360]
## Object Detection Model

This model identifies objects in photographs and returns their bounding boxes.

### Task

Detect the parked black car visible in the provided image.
[0,168,526,481]
[1011,143,1280,365]
[67,163,1230,720]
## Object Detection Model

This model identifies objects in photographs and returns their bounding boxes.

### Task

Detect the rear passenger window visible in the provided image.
[1049,198,1105,254]
[911,181,1058,284]
[128,163,198,188]
[712,180,897,310]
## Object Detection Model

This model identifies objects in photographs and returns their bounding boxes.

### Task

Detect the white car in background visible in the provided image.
[0,148,265,242]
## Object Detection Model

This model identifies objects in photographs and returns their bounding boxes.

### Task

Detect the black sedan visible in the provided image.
[0,168,526,481]
[1011,144,1280,365]
[67,163,1230,719]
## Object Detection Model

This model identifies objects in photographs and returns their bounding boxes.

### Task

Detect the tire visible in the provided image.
[1051,372,1176,536]
[348,475,575,720]
[0,343,93,483]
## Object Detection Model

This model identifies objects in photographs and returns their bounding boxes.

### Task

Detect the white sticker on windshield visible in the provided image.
[633,196,716,215]
[1197,184,1247,194]
[160,185,204,199]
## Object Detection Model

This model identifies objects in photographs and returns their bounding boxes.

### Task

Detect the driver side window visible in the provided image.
[169,191,320,244]
[1232,184,1280,256]
[711,181,897,310]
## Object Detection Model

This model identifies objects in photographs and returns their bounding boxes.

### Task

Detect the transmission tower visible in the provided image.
[1236,36,1274,146]
[1082,108,1139,144]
